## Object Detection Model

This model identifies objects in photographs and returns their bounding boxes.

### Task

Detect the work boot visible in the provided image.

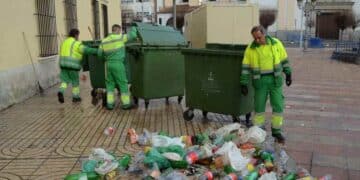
[72,97,82,103]
[58,92,64,103]
[106,104,114,110]
[121,104,133,110]
[272,128,285,144]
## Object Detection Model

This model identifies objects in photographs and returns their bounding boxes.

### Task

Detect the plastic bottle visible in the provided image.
[186,148,209,164]
[257,151,274,171]
[318,175,332,180]
[282,172,296,180]
[199,171,214,180]
[257,164,268,176]
[222,173,237,180]
[128,128,138,144]
[104,127,115,136]
[64,172,100,180]
[244,171,259,180]
[118,154,131,170]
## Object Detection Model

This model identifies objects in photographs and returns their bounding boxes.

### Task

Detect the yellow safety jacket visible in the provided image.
[99,27,138,62]
[240,36,291,88]
[59,37,85,70]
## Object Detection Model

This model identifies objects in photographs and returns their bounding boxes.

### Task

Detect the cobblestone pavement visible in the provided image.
[0,48,359,180]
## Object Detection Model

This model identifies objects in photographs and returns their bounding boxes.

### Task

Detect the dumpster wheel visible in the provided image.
[165,97,170,105]
[232,116,241,123]
[133,96,139,106]
[102,92,107,107]
[145,100,150,109]
[91,88,97,98]
[202,111,208,119]
[177,96,183,104]
[245,113,252,128]
[183,109,194,121]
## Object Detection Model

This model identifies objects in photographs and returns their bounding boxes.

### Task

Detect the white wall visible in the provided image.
[158,13,173,25]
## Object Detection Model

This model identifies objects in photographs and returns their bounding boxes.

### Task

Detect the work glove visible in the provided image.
[241,85,248,96]
[285,74,292,87]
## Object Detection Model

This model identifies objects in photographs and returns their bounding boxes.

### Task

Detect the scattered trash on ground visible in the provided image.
[65,123,331,180]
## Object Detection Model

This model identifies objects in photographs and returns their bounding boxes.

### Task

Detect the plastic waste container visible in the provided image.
[181,46,253,122]
[126,22,187,108]
[206,43,247,51]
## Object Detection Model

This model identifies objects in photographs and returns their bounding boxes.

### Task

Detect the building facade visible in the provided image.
[0,0,122,110]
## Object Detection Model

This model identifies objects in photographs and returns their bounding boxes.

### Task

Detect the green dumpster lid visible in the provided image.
[132,22,187,47]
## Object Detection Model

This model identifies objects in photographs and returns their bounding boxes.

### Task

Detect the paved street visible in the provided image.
[0,48,359,180]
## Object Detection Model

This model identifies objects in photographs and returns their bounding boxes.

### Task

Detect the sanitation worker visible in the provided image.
[99,24,138,110]
[58,28,98,103]
[240,25,292,144]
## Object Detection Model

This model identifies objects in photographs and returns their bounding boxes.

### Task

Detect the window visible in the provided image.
[92,0,100,39]
[35,0,58,57]
[102,4,109,37]
[136,0,150,2]
[159,18,162,25]
[183,0,189,3]
[121,0,134,3]
[64,0,78,32]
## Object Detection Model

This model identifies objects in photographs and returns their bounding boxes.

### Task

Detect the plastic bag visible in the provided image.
[215,123,241,137]
[246,126,266,144]
[259,172,277,180]
[143,148,171,170]
[152,135,185,148]
[94,160,119,175]
[156,145,186,158]
[89,148,115,161]
[162,152,182,161]
[128,128,138,144]
[227,143,250,172]
[81,159,97,173]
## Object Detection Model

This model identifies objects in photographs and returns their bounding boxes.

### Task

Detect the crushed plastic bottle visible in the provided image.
[104,127,115,136]
[159,169,188,180]
[318,175,332,180]
[138,128,152,146]
[128,152,145,174]
[128,128,138,144]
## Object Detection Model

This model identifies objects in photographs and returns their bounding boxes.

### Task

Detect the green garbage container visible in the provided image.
[206,43,247,51]
[127,22,187,108]
[181,47,254,123]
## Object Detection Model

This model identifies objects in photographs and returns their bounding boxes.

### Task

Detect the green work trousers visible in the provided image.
[59,68,80,98]
[105,61,130,109]
[253,75,284,133]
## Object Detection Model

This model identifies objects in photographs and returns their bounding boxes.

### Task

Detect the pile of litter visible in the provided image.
[65,123,331,180]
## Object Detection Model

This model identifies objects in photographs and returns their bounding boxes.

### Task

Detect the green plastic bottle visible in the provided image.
[244,171,258,180]
[64,172,100,180]
[282,172,296,180]
[118,154,132,170]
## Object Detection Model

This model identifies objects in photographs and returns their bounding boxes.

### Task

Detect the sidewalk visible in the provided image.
[0,48,359,179]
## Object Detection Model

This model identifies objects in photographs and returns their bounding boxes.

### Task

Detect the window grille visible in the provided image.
[35,0,58,57]
[64,0,78,32]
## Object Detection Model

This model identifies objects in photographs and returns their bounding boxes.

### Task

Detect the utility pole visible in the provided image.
[154,0,158,24]
[172,0,176,28]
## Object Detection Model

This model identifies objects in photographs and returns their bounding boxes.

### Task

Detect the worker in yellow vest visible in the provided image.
[99,24,138,110]
[240,26,292,144]
[58,29,98,103]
